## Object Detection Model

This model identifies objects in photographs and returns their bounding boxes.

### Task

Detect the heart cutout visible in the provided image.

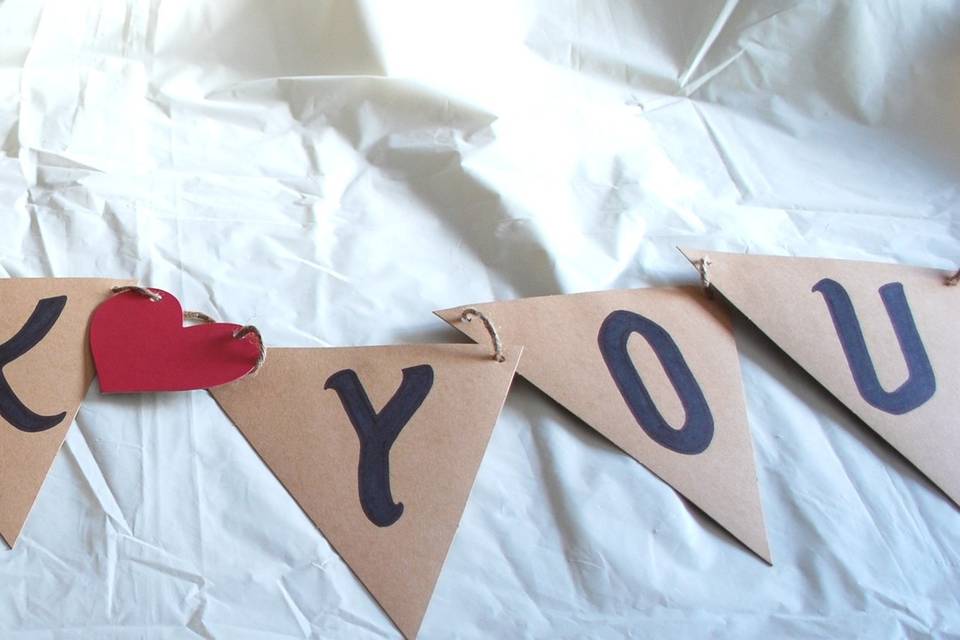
[90,288,261,393]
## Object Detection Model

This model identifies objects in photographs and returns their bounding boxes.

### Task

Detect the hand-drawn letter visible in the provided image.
[598,310,714,454]
[325,365,434,527]
[813,279,935,415]
[0,296,68,432]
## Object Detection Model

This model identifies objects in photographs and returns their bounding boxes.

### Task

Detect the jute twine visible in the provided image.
[459,308,506,362]
[694,256,713,297]
[111,285,161,302]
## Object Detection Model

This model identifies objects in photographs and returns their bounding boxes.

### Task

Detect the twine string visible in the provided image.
[694,256,713,297]
[111,285,161,302]
[695,256,712,289]
[460,308,505,362]
[233,325,266,375]
[182,310,216,324]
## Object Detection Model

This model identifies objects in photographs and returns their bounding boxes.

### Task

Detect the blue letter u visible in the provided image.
[813,278,935,415]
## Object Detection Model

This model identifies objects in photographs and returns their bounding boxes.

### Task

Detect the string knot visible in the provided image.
[694,256,713,296]
[460,308,505,362]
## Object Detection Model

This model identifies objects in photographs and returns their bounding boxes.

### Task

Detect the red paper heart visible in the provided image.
[90,288,261,393]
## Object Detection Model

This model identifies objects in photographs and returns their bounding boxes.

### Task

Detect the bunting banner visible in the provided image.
[680,248,960,507]
[0,254,953,637]
[436,287,771,563]
[210,343,521,640]
[0,277,127,547]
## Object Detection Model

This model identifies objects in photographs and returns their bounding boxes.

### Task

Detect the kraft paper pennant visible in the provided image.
[436,288,771,563]
[211,343,521,639]
[0,277,129,547]
[681,248,960,507]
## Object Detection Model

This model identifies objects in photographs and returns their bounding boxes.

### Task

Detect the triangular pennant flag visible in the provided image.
[681,248,960,507]
[0,277,128,547]
[436,288,771,563]
[211,343,521,639]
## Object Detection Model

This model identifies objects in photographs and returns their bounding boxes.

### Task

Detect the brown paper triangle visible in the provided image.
[436,288,771,563]
[0,277,127,547]
[211,343,521,639]
[681,247,960,507]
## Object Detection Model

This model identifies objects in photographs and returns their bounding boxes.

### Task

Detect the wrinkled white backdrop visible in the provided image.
[1,1,958,638]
